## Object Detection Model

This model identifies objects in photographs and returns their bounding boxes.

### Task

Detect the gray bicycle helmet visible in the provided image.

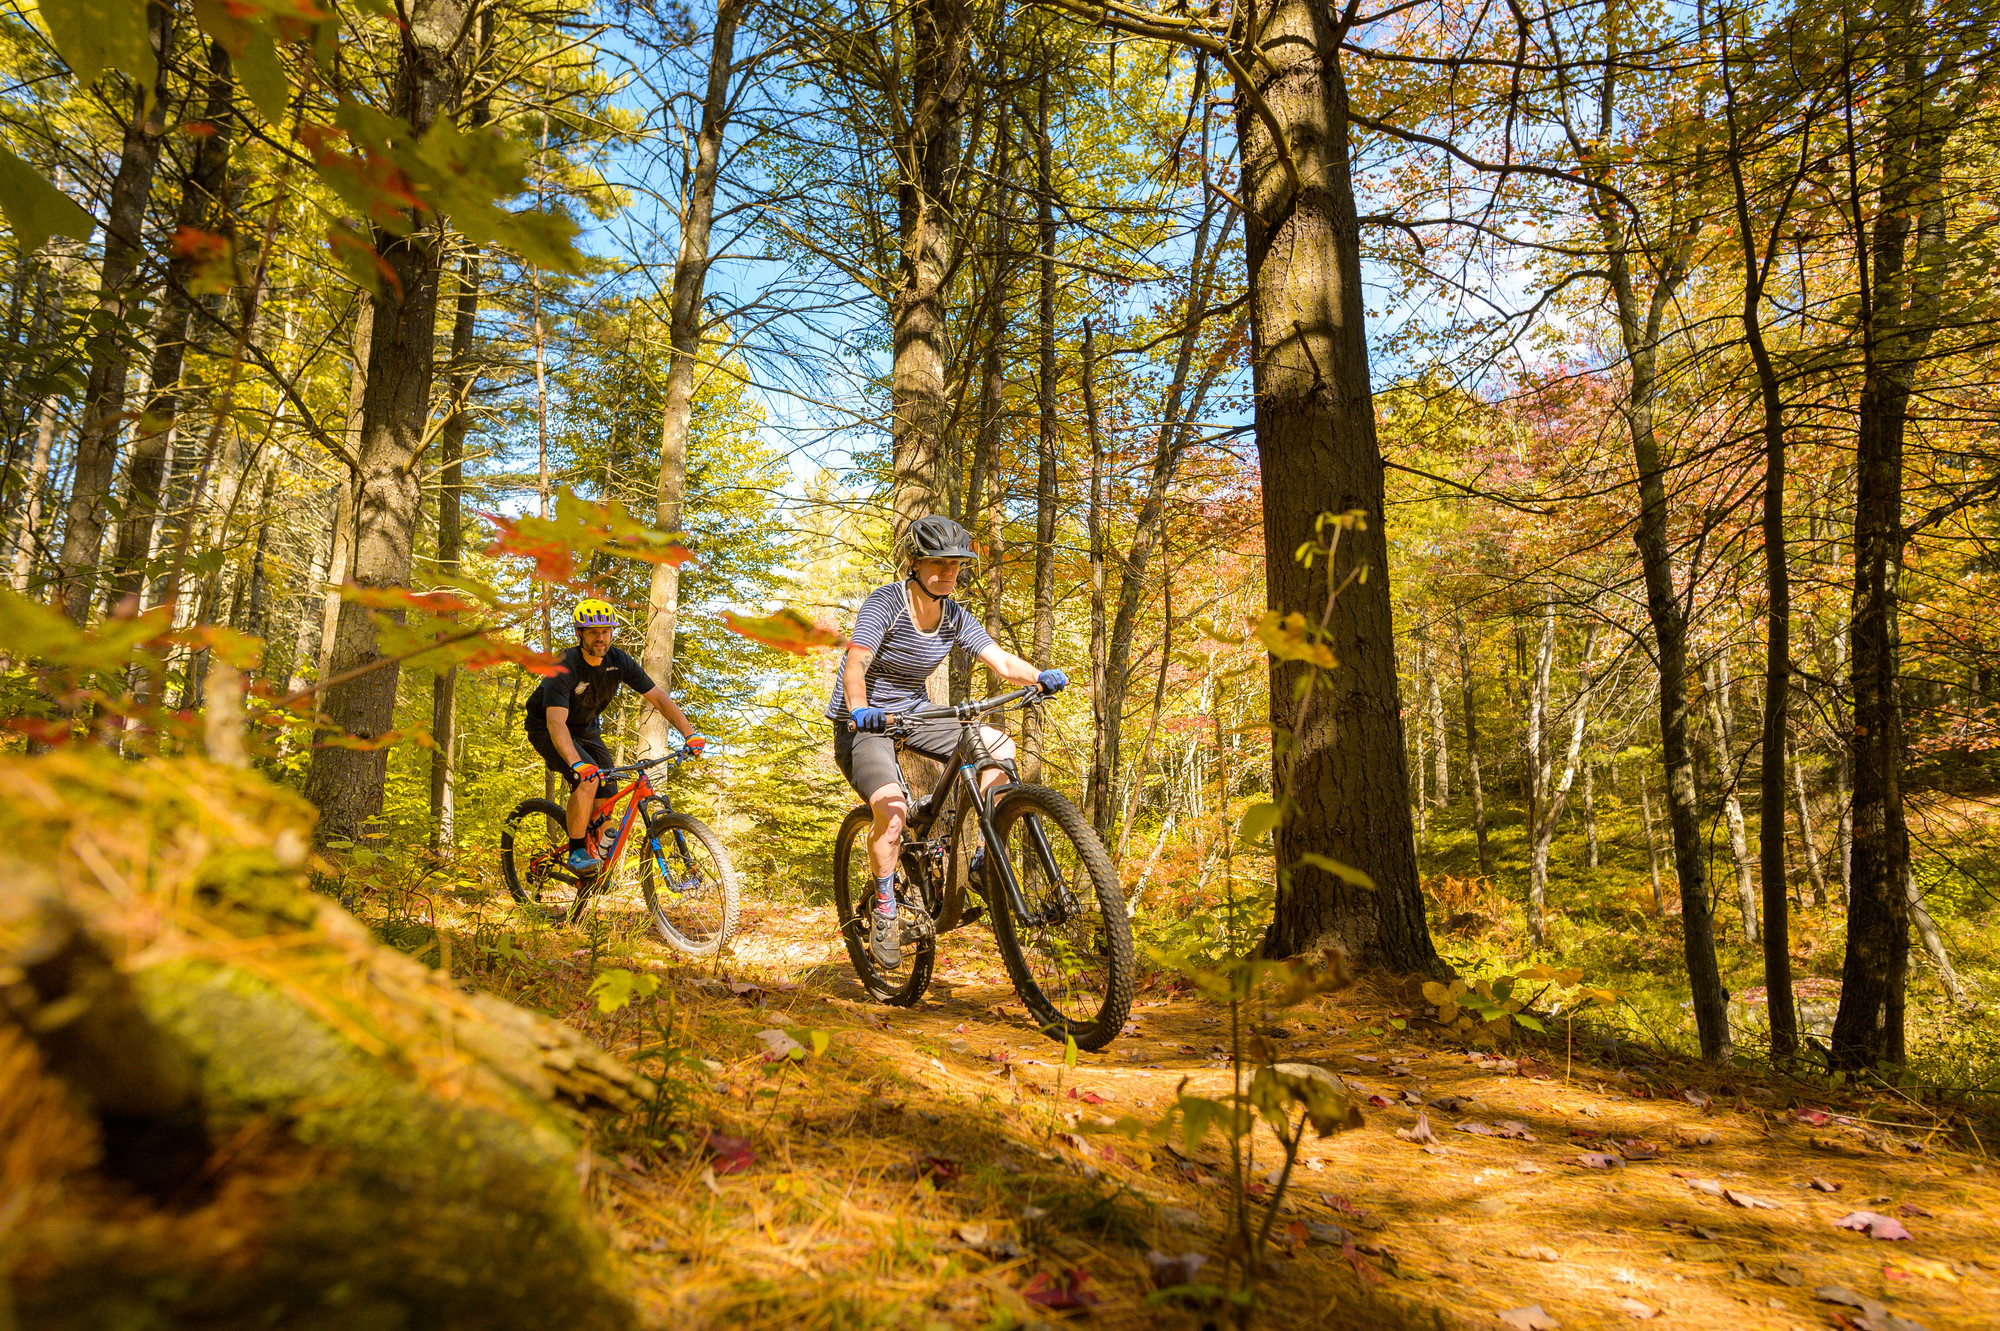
[905,514,979,566]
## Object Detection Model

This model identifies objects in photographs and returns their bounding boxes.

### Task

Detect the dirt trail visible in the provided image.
[606,897,1999,1330]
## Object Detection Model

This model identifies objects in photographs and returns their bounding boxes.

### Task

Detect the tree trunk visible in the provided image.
[639,0,745,756]
[1454,608,1492,876]
[429,242,481,852]
[1639,770,1665,915]
[1905,866,1968,1012]
[10,399,58,592]
[107,38,234,615]
[1426,633,1448,805]
[1832,22,1937,1068]
[303,0,469,845]
[1789,731,1828,905]
[1703,662,1759,944]
[1582,762,1598,870]
[1527,608,1594,946]
[57,1,174,623]
[1083,319,1111,836]
[1022,59,1057,783]
[1235,1,1438,974]
[888,0,966,541]
[318,305,369,680]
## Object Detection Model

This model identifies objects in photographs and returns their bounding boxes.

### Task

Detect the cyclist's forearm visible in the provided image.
[978,644,1042,687]
[842,646,872,711]
[644,686,692,736]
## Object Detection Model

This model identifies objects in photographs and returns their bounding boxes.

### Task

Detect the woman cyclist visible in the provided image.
[526,598,708,875]
[827,515,1066,970]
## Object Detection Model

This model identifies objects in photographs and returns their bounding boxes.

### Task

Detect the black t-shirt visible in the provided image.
[525,645,656,738]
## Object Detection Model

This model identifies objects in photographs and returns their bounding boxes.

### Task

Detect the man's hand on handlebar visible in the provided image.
[851,706,887,733]
[683,732,709,756]
[570,759,602,782]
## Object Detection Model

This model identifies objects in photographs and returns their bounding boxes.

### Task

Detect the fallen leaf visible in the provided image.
[1676,1242,1727,1261]
[956,1222,990,1244]
[1687,1178,1725,1197]
[754,1028,804,1060]
[1576,1152,1624,1169]
[1496,1120,1539,1141]
[1020,1269,1099,1310]
[1889,1256,1958,1283]
[1456,1120,1498,1137]
[1497,1304,1560,1329]
[1301,1221,1351,1245]
[1680,1087,1713,1109]
[1725,1189,1778,1209]
[1615,1298,1661,1320]
[1767,1261,1807,1286]
[1796,1107,1833,1126]
[1811,1177,1842,1192]
[1342,1240,1386,1287]
[1515,1160,1546,1175]
[1368,1094,1395,1108]
[1397,1113,1438,1144]
[1517,1055,1552,1079]
[1897,1202,1932,1218]
[1067,1088,1111,1105]
[1673,1126,1720,1146]
[1617,1138,1660,1161]
[699,1129,757,1175]
[1146,1250,1209,1287]
[1430,1094,1474,1113]
[916,1155,962,1186]
[1835,1211,1913,1241]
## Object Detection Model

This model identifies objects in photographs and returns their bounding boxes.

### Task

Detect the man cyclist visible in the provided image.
[527,598,707,875]
[827,515,1066,970]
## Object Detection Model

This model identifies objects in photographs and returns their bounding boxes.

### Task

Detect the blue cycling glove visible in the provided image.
[851,706,888,733]
[1037,669,1068,695]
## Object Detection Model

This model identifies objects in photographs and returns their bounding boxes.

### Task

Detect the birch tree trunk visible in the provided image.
[1454,607,1493,876]
[1705,658,1759,943]
[1022,58,1057,783]
[429,243,481,851]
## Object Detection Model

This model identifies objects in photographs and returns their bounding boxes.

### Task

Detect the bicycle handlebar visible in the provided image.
[844,684,1044,734]
[590,748,702,781]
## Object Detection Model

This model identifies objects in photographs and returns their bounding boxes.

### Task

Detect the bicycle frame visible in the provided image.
[892,689,1080,931]
[536,753,696,888]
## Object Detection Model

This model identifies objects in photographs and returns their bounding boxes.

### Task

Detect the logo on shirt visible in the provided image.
[574,681,591,695]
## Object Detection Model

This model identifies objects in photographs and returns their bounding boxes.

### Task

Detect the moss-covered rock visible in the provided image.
[0,752,642,1331]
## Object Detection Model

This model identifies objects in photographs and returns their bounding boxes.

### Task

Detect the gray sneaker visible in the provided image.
[867,904,902,970]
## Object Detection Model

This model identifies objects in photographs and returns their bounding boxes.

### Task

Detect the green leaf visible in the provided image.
[235,26,291,125]
[1513,1013,1547,1033]
[1294,852,1374,889]
[34,0,155,88]
[1179,1096,1218,1155]
[0,147,94,256]
[808,1029,830,1058]
[1236,801,1281,849]
[1062,1032,1078,1070]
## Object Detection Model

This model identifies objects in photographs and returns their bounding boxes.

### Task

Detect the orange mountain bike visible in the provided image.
[500,749,739,956]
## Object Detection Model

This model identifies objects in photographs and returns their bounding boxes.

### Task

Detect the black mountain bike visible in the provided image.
[832,686,1134,1052]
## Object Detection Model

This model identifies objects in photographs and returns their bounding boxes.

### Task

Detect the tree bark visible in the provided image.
[1639,768,1665,915]
[430,242,481,852]
[888,0,966,541]
[1083,319,1110,836]
[1832,19,1938,1069]
[1235,0,1438,974]
[107,38,235,615]
[1022,58,1057,783]
[57,1,175,622]
[303,0,469,845]
[1789,731,1828,905]
[1703,661,1759,944]
[1454,607,1492,876]
[10,399,58,593]
[318,304,369,680]
[639,0,746,756]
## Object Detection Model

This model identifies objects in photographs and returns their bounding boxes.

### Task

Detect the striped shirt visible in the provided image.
[825,581,995,719]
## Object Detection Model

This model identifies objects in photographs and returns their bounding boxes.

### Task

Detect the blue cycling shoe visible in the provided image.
[567,846,603,875]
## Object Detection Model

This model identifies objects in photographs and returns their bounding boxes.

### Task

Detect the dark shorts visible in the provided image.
[832,715,965,801]
[528,729,620,798]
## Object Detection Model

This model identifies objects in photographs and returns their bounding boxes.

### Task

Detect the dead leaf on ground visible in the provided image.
[955,1222,990,1245]
[1680,1087,1713,1109]
[1397,1112,1438,1144]
[1020,1269,1099,1311]
[1835,1211,1913,1241]
[1431,1094,1474,1113]
[1496,1304,1560,1329]
[1147,1250,1209,1287]
[1811,1177,1842,1192]
[1456,1120,1498,1137]
[1615,1298,1662,1320]
[1617,1138,1660,1160]
[1515,1160,1546,1175]
[1795,1107,1833,1126]
[1673,1125,1720,1146]
[699,1128,757,1175]
[1888,1256,1958,1283]
[1496,1120,1538,1141]
[916,1154,962,1186]
[1897,1202,1932,1217]
[1576,1151,1624,1169]
[1725,1188,1779,1209]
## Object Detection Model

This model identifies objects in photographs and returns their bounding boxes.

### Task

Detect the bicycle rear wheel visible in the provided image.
[985,785,1134,1052]
[833,805,934,1006]
[500,797,590,922]
[639,807,740,957]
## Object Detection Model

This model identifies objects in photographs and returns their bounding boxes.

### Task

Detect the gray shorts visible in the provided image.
[833,715,965,800]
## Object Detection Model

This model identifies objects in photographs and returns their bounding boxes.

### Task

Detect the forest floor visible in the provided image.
[433,885,2000,1331]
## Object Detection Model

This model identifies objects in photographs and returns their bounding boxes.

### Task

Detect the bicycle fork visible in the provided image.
[968,784,1078,928]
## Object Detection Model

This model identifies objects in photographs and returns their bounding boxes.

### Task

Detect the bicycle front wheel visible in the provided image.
[638,808,740,957]
[985,785,1134,1052]
[833,805,934,1006]
[501,797,589,922]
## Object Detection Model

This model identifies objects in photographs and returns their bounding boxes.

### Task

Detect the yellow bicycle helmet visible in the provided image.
[573,598,618,629]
